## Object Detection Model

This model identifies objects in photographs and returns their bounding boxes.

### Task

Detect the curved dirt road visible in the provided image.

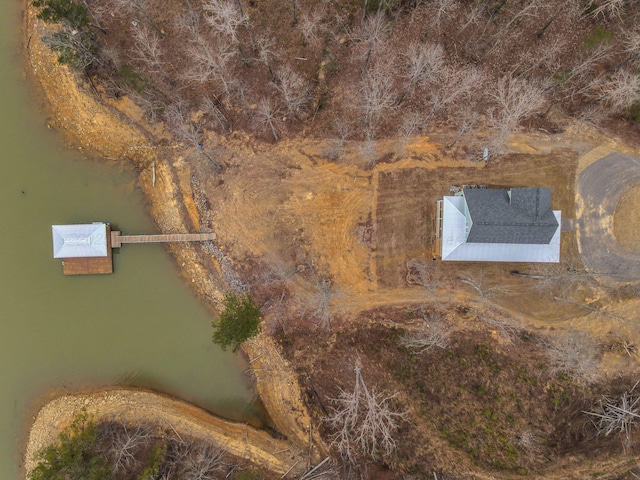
[576,152,640,281]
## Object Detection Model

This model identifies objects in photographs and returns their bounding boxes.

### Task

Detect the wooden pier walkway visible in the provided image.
[111,231,216,248]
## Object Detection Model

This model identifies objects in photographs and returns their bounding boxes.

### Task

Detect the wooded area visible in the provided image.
[39,0,639,155]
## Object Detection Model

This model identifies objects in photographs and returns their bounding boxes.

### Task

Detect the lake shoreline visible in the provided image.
[23,388,307,477]
[20,3,324,477]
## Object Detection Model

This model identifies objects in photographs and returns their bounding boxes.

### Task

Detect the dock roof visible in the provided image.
[52,223,108,258]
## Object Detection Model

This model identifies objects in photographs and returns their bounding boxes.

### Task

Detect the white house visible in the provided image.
[436,187,561,262]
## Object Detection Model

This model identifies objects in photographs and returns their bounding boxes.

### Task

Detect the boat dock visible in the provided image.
[61,224,115,276]
[52,223,216,276]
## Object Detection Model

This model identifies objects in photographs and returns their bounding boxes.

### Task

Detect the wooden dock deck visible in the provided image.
[62,225,114,276]
[111,231,216,248]
[56,225,216,276]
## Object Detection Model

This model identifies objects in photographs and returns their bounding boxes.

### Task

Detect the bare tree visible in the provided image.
[202,0,248,44]
[429,0,458,27]
[302,278,343,329]
[558,42,615,99]
[182,40,236,95]
[535,0,579,39]
[353,12,390,72]
[425,65,484,122]
[272,65,312,118]
[359,131,378,170]
[446,107,477,149]
[112,0,162,35]
[326,365,408,461]
[254,33,280,80]
[511,262,602,299]
[42,30,99,70]
[593,69,640,113]
[298,6,326,47]
[130,23,165,74]
[254,97,282,141]
[510,37,567,77]
[358,62,397,131]
[458,271,510,301]
[179,443,226,480]
[475,311,521,342]
[544,329,600,383]
[587,0,628,19]
[174,6,202,41]
[200,95,231,133]
[584,381,640,450]
[164,101,224,169]
[623,28,640,66]
[395,110,424,155]
[488,75,545,149]
[399,313,450,353]
[165,100,201,146]
[125,88,165,122]
[397,42,445,105]
[323,118,353,161]
[105,422,152,474]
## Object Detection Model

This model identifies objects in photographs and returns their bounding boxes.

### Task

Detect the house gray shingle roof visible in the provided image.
[463,187,559,244]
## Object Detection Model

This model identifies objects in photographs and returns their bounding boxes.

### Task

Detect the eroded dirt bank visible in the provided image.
[23,388,307,476]
[21,4,323,477]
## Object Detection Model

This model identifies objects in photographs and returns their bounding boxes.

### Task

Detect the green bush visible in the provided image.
[584,26,613,50]
[32,0,90,28]
[629,102,640,124]
[29,410,113,480]
[212,293,261,352]
[42,30,98,69]
[118,66,148,93]
[136,443,165,480]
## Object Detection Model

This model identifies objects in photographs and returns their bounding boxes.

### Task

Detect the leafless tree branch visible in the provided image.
[326,365,408,461]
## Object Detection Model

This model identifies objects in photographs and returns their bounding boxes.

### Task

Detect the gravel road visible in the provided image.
[576,152,640,281]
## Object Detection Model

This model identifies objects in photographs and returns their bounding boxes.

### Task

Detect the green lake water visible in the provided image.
[0,2,255,478]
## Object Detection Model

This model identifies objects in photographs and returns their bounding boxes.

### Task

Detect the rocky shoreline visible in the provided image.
[21,3,324,477]
[23,388,307,476]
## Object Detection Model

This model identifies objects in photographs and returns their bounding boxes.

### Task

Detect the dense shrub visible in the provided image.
[212,293,262,352]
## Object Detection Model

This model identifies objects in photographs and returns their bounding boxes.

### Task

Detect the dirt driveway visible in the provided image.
[576,152,640,282]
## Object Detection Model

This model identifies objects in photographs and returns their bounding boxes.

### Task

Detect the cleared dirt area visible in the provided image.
[375,151,578,289]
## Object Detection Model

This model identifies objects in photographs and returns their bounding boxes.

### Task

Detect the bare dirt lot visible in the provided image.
[375,151,578,288]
